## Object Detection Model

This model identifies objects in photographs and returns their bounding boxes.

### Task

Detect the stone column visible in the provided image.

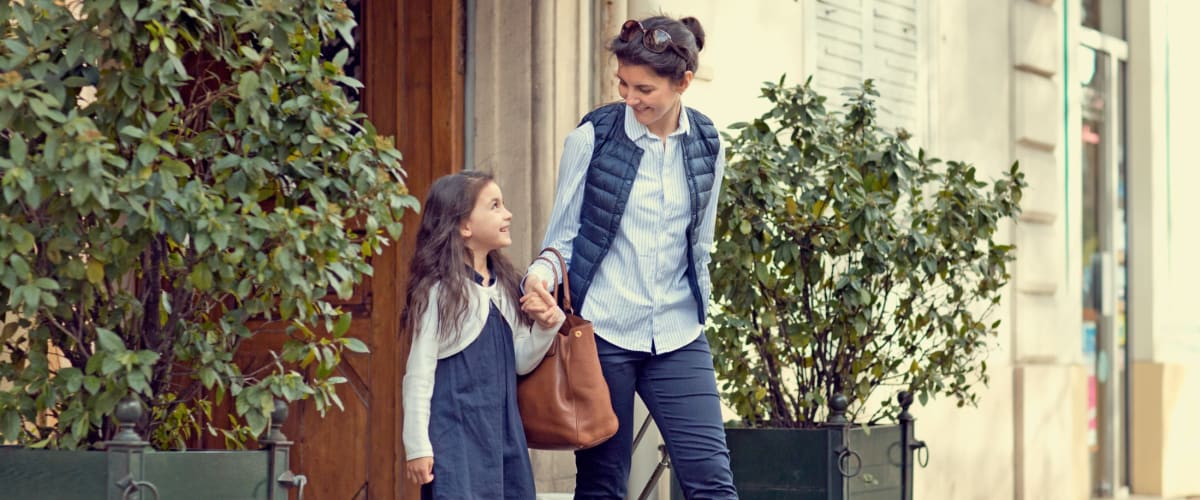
[1007,0,1088,499]
[471,0,591,267]
[469,0,593,494]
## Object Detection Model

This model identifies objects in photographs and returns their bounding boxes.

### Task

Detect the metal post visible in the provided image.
[825,394,852,499]
[897,391,926,500]
[105,397,156,500]
[260,399,306,500]
[636,444,672,500]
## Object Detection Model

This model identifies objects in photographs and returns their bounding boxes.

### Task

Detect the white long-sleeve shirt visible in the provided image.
[401,278,562,461]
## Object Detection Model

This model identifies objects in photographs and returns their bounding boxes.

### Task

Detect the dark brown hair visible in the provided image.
[400,171,531,342]
[609,15,706,81]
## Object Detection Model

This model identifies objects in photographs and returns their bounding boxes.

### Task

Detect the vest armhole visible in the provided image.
[686,108,719,158]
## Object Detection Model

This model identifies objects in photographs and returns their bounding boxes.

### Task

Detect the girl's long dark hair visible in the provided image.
[400,171,531,342]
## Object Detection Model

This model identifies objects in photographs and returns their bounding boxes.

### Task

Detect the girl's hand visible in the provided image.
[519,280,550,313]
[407,457,434,484]
[520,277,548,308]
[522,275,546,296]
[533,305,565,329]
[521,284,563,328]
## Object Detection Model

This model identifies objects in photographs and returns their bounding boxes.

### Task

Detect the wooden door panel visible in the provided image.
[294,0,464,498]
[293,371,371,499]
[214,0,463,498]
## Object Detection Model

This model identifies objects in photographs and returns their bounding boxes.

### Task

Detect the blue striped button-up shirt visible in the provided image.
[528,103,725,354]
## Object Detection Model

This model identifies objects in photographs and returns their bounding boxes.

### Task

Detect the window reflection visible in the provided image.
[1081,0,1126,39]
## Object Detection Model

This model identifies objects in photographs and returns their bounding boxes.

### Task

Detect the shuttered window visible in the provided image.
[807,0,929,143]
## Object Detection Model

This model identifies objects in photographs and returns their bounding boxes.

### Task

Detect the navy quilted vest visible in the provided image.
[568,103,720,322]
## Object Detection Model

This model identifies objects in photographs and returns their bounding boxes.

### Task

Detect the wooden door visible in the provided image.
[225,1,464,499]
[302,1,463,498]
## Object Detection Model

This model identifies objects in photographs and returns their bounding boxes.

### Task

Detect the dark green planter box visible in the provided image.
[0,447,290,500]
[671,425,910,500]
[0,399,303,500]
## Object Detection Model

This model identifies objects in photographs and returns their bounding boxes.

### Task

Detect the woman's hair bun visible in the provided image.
[680,16,705,52]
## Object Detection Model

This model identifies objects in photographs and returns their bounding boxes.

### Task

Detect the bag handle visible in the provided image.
[536,247,574,315]
[532,255,560,303]
[531,252,564,357]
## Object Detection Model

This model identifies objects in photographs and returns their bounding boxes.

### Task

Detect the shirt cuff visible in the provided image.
[522,262,557,294]
[405,446,433,461]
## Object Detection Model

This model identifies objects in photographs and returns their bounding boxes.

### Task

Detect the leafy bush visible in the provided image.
[707,77,1024,427]
[0,0,416,449]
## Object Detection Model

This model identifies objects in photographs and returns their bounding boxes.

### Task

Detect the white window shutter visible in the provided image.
[811,0,868,102]
[808,0,928,143]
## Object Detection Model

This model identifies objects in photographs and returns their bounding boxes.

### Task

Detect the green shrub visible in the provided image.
[0,0,417,449]
[708,77,1024,427]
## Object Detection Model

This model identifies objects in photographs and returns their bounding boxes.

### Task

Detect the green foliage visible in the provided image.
[708,77,1025,427]
[0,0,417,449]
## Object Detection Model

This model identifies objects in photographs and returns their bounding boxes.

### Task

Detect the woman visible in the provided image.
[521,14,737,500]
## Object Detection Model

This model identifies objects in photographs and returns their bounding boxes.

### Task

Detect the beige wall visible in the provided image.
[1,316,9,445]
[473,0,1200,498]
[1127,1,1200,497]
[468,1,594,494]
[470,0,591,267]
[1132,362,1200,497]
[1155,3,1200,493]
[925,1,1023,498]
[0,315,13,391]
[634,0,809,131]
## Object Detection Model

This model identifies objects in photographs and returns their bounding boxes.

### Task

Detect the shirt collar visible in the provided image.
[468,257,495,286]
[623,99,691,142]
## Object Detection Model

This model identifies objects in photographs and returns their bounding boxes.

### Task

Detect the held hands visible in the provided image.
[406,457,434,485]
[520,279,564,328]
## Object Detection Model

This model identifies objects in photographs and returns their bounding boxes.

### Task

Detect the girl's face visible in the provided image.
[460,181,512,254]
[616,62,692,131]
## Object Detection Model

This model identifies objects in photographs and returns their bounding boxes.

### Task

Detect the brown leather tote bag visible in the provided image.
[517,247,618,450]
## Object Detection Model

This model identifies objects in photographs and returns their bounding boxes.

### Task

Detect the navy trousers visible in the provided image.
[574,334,737,499]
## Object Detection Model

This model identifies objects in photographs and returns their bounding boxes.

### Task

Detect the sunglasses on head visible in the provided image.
[618,20,689,61]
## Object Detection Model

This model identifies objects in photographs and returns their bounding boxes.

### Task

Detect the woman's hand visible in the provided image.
[406,457,434,484]
[521,282,563,328]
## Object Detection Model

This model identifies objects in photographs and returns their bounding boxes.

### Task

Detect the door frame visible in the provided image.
[1077,21,1130,499]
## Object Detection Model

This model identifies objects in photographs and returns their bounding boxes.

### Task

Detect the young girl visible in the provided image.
[401,171,563,500]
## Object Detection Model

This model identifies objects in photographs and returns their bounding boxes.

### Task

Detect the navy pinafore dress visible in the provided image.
[420,272,535,500]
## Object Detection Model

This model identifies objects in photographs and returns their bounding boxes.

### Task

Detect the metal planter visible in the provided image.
[0,399,306,500]
[670,393,927,500]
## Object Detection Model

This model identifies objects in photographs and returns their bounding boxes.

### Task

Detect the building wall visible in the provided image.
[470,0,1199,498]
[924,0,1028,495]
[1152,0,1200,483]
[467,1,594,494]
[629,2,1034,499]
[1129,0,1200,496]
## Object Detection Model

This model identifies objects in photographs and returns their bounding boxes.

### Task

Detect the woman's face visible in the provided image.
[616,62,691,131]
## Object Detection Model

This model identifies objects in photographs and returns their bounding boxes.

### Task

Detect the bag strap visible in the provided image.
[536,247,574,315]
[532,255,560,302]
[531,253,564,357]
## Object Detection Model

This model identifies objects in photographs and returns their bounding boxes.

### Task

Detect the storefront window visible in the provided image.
[1079,41,1129,497]
[1081,0,1126,40]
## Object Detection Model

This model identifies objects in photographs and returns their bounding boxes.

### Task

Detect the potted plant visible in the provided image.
[0,0,415,497]
[695,77,1024,499]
